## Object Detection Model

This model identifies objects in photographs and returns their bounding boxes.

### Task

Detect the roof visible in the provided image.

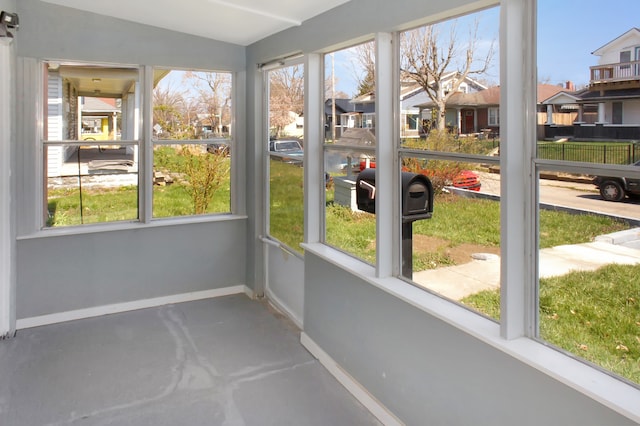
[414,84,565,108]
[542,91,582,105]
[324,98,375,115]
[81,97,120,114]
[591,28,640,56]
[576,87,640,102]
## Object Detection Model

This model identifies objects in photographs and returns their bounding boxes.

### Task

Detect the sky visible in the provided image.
[538,0,640,88]
[329,0,640,96]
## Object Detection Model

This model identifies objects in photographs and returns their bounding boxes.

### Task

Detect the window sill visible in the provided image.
[302,242,640,423]
[17,214,248,240]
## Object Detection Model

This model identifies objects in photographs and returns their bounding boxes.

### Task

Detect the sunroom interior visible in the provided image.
[1,0,639,425]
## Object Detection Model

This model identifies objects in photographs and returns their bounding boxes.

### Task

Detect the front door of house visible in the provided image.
[462,109,475,134]
[613,102,623,124]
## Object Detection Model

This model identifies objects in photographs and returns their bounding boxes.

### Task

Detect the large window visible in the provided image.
[323,41,377,264]
[43,61,141,227]
[267,63,305,253]
[398,8,501,318]
[42,63,234,228]
[152,69,232,218]
[532,0,640,387]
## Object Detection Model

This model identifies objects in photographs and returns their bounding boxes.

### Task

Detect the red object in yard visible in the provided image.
[452,170,481,191]
[359,159,481,191]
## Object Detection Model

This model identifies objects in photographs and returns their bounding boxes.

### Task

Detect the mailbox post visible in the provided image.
[356,169,433,279]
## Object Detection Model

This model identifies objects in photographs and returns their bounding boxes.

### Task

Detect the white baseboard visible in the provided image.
[16,285,252,330]
[300,332,403,426]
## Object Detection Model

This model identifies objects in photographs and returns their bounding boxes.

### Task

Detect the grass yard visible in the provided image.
[463,264,640,385]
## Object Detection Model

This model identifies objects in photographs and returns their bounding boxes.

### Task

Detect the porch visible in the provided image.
[0,294,380,425]
[590,60,640,90]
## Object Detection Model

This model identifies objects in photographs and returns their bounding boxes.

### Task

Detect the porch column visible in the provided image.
[597,102,606,123]
[577,104,584,123]
[456,108,461,133]
[546,104,553,124]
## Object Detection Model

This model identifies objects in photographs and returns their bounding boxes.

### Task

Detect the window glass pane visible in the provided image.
[403,155,501,319]
[324,42,376,264]
[44,61,140,227]
[400,10,499,154]
[537,0,640,386]
[152,69,232,218]
[398,8,501,319]
[324,147,376,264]
[268,64,305,253]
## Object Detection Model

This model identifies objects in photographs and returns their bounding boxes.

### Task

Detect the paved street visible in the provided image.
[476,171,640,221]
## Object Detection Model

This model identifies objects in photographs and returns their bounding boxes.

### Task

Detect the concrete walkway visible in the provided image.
[413,228,640,301]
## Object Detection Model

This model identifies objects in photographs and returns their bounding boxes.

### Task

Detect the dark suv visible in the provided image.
[593,160,640,202]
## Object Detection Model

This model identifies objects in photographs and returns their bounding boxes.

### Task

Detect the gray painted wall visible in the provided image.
[17,221,246,318]
[305,253,634,425]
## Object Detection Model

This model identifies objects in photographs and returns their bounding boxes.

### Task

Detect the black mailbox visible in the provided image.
[356,168,433,219]
[356,168,377,213]
[401,172,433,220]
[356,168,433,279]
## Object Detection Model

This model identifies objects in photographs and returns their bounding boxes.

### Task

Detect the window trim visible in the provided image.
[263,57,306,254]
[31,62,240,233]
[488,107,500,126]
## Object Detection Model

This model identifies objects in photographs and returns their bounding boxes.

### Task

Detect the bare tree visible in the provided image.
[185,71,232,137]
[401,19,494,130]
[350,42,375,97]
[269,65,304,137]
[153,82,186,138]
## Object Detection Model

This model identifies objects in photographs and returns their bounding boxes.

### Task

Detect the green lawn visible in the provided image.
[463,264,640,385]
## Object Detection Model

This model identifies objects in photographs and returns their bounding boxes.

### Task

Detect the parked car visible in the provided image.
[593,160,640,202]
[269,139,304,164]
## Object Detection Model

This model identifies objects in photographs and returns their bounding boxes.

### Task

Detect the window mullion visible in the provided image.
[141,65,153,223]
[304,53,323,244]
[499,0,537,340]
[375,32,394,278]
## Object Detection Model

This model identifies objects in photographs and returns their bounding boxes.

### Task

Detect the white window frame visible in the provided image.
[148,66,236,222]
[21,61,241,236]
[263,58,306,255]
[488,107,500,126]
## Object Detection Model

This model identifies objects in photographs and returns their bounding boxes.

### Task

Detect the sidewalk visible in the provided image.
[413,228,640,301]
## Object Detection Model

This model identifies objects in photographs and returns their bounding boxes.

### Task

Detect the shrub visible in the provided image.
[179,145,230,214]
[403,130,477,193]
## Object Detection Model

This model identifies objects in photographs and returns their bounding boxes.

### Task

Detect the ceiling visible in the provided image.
[40,0,351,46]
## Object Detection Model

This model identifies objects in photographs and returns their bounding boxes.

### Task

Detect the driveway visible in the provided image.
[476,171,640,221]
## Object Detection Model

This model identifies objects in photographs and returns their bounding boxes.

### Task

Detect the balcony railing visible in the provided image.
[590,60,640,84]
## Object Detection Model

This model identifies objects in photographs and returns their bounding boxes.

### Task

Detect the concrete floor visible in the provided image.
[0,295,381,426]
